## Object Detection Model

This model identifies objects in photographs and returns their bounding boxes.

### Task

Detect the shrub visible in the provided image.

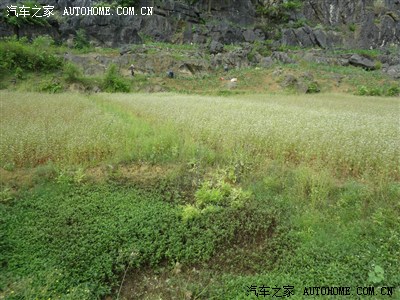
[256,0,303,24]
[63,62,83,83]
[386,85,400,97]
[39,80,63,93]
[356,85,398,97]
[356,85,369,96]
[103,64,130,93]
[306,81,321,94]
[349,23,356,32]
[74,29,90,49]
[194,168,251,209]
[0,37,62,72]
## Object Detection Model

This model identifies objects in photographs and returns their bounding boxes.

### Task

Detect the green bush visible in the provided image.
[103,64,130,93]
[306,81,321,94]
[0,37,62,72]
[39,80,63,93]
[356,85,369,96]
[256,0,303,24]
[349,23,356,32]
[74,29,90,49]
[195,168,251,208]
[63,62,83,83]
[356,85,399,97]
[386,85,400,97]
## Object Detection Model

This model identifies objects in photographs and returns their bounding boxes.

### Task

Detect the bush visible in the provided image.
[103,64,130,93]
[63,62,83,83]
[39,80,63,93]
[196,169,251,208]
[256,0,303,24]
[74,29,90,49]
[306,81,321,94]
[386,86,400,97]
[0,37,62,72]
[356,85,399,97]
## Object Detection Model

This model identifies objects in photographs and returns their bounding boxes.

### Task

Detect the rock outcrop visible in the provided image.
[0,0,399,49]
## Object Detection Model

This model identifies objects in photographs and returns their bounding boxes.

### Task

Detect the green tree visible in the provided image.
[256,0,303,24]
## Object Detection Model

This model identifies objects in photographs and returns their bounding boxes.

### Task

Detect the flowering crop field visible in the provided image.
[100,92,400,180]
[1,91,399,300]
[0,91,136,168]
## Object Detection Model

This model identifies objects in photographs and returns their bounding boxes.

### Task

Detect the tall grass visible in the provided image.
[0,92,135,168]
[0,91,202,169]
[101,93,400,181]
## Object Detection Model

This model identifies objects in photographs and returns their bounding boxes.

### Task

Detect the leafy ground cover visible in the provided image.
[1,91,399,299]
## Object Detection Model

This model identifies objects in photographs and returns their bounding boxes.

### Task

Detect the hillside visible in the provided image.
[1,0,399,49]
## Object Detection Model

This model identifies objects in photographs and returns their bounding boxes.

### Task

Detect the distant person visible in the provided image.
[128,64,135,76]
[167,70,174,78]
[224,65,229,72]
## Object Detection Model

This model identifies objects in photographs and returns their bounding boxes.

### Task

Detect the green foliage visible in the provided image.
[386,85,400,97]
[56,167,86,185]
[117,0,140,6]
[63,62,83,83]
[0,187,13,203]
[181,204,201,222]
[1,0,49,29]
[349,23,356,32]
[14,67,24,79]
[196,169,251,208]
[306,81,321,93]
[74,29,90,49]
[356,84,399,97]
[290,18,308,28]
[97,0,140,8]
[32,35,54,47]
[368,265,385,284]
[0,37,62,72]
[39,80,63,93]
[256,0,303,24]
[102,64,130,93]
[0,182,274,299]
[248,40,272,62]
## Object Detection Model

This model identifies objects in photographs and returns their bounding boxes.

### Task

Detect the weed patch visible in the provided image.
[102,64,131,93]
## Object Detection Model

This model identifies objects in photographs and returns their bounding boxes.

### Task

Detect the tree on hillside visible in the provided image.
[256,0,303,23]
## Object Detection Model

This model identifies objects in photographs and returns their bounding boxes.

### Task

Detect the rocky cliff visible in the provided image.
[0,0,399,49]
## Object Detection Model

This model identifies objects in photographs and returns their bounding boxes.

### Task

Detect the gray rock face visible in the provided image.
[271,52,295,64]
[301,0,400,48]
[385,64,400,79]
[209,40,224,54]
[349,54,377,70]
[211,46,253,69]
[282,26,343,49]
[259,56,274,68]
[0,0,399,49]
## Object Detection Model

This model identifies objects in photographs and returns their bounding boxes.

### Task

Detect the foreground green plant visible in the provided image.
[356,84,400,97]
[0,36,62,73]
[102,64,130,93]
[0,181,275,299]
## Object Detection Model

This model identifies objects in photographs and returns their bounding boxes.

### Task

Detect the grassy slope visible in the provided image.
[1,91,399,299]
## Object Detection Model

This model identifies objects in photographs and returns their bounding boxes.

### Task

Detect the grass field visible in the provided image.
[1,91,399,299]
